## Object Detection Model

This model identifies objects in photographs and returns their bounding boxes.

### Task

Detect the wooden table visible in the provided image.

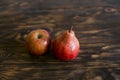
[0,0,120,80]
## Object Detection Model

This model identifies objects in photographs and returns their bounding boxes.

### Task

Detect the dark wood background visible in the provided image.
[0,0,120,80]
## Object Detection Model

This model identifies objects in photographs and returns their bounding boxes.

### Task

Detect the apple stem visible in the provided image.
[69,26,73,32]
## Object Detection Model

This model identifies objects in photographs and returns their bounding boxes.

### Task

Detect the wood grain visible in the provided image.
[0,0,120,80]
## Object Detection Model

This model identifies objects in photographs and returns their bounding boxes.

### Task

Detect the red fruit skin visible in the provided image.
[25,29,51,56]
[52,30,80,61]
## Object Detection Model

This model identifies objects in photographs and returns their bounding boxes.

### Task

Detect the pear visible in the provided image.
[52,26,80,60]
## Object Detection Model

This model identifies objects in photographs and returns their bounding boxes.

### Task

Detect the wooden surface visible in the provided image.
[0,0,120,80]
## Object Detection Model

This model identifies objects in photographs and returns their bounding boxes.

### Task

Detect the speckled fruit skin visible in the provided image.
[52,30,80,61]
[25,29,51,56]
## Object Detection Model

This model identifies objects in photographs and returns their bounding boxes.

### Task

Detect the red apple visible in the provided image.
[25,29,51,56]
[52,26,80,61]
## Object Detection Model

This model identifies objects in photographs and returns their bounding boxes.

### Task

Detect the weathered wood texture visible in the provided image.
[0,0,120,80]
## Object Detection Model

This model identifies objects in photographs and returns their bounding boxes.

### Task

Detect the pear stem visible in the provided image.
[69,26,73,32]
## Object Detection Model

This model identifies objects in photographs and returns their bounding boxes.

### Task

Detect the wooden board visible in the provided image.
[0,0,120,80]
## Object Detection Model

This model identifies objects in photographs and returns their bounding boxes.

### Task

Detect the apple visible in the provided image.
[25,29,51,56]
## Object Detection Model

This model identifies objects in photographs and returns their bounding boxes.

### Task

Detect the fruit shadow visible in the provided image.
[27,47,57,62]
